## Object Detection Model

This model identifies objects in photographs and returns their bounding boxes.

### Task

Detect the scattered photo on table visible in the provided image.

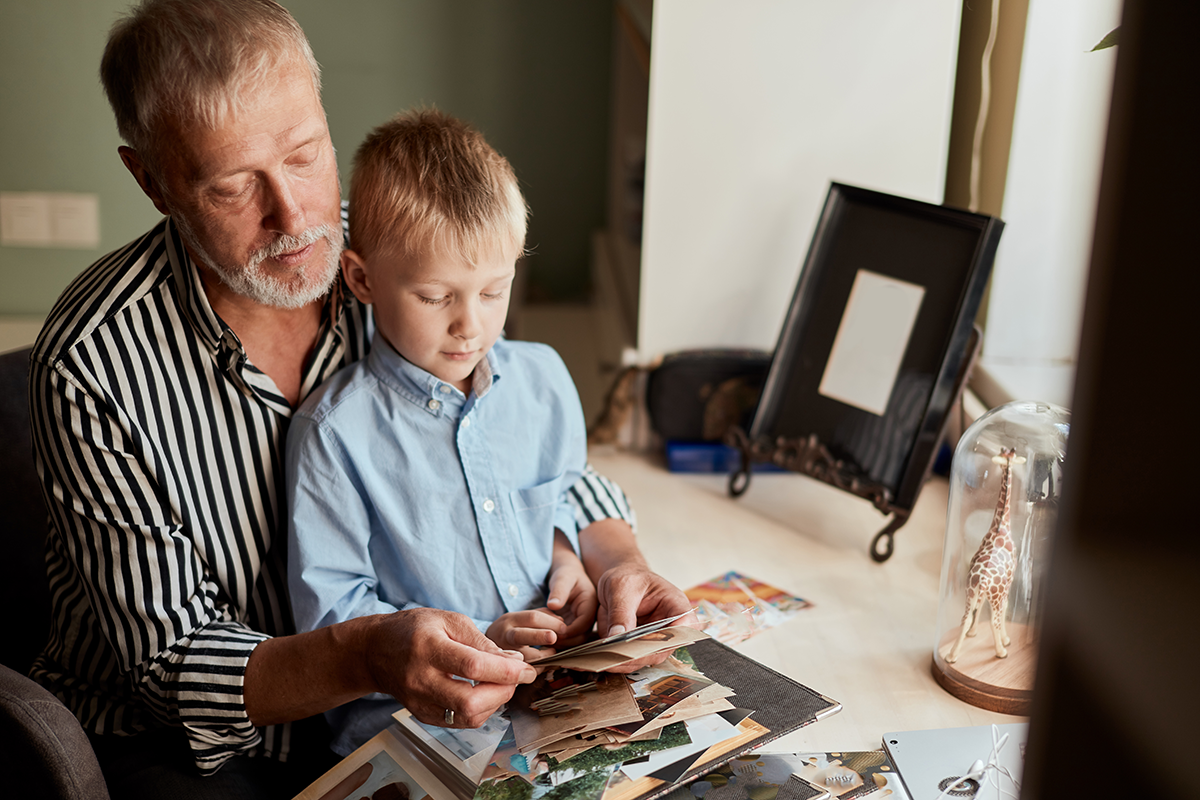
[633,671,713,719]
[509,670,642,754]
[657,754,834,800]
[618,712,744,781]
[475,764,619,800]
[416,711,508,762]
[538,722,692,787]
[297,726,438,800]
[481,721,538,783]
[607,658,718,737]
[529,610,695,665]
[316,749,427,800]
[793,751,908,800]
[684,572,812,645]
[531,626,709,671]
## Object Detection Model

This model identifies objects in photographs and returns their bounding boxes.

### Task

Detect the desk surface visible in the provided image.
[588,448,1026,753]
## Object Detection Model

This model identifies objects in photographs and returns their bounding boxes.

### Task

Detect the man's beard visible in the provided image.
[172,213,343,310]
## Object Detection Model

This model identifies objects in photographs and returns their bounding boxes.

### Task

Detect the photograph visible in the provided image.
[536,722,692,788]
[532,626,709,672]
[793,751,907,800]
[295,726,449,800]
[685,572,813,645]
[476,764,620,800]
[655,755,834,800]
[509,670,643,754]
[392,708,509,783]
[606,655,731,737]
[419,711,508,762]
[529,610,696,666]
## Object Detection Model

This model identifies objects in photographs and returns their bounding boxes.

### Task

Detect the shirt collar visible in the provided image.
[367,331,501,413]
[165,216,349,409]
[167,218,226,356]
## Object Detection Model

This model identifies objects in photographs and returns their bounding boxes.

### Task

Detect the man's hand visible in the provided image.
[577,518,697,672]
[594,562,693,638]
[365,608,536,728]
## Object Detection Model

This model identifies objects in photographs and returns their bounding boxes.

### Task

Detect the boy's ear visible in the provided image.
[341,249,374,305]
[118,146,171,217]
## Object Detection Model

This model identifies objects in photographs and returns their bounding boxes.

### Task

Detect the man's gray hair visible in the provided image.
[101,0,322,165]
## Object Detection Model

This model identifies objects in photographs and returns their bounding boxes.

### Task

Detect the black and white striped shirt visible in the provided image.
[28,213,634,774]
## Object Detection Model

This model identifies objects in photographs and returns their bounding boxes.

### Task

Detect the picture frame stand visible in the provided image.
[718,183,1001,563]
[726,324,982,563]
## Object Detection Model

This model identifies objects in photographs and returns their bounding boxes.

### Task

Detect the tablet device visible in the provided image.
[882,723,1027,800]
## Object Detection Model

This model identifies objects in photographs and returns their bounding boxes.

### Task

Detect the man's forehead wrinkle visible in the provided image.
[184,109,329,183]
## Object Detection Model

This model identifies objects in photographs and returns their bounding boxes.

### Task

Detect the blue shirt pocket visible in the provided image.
[508,476,567,564]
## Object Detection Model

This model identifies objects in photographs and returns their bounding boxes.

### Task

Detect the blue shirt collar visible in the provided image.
[366,330,501,413]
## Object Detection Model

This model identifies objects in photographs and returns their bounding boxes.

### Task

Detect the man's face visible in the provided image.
[152,58,342,308]
[347,247,516,394]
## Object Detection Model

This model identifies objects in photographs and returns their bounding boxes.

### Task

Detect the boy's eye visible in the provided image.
[482,291,506,300]
[418,295,449,305]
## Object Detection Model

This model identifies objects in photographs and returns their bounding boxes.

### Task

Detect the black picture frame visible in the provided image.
[729,183,1003,560]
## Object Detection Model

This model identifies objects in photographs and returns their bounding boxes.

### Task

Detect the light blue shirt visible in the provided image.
[286,332,586,639]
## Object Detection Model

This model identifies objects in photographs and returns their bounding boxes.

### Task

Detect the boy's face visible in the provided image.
[343,246,516,393]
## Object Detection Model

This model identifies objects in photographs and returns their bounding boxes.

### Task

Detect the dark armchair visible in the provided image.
[0,346,109,799]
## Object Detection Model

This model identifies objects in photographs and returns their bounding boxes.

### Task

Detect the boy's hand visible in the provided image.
[546,560,598,648]
[487,609,571,661]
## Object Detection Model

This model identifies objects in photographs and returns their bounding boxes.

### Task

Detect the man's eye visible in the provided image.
[214,183,251,200]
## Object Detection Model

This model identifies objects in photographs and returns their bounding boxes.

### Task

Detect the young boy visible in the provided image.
[286,108,597,753]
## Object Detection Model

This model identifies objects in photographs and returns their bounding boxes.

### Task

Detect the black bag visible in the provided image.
[645,350,772,442]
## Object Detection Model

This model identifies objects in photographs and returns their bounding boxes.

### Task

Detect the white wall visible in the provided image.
[981,0,1121,409]
[637,0,963,360]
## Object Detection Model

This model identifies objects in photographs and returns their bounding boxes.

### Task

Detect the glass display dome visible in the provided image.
[931,401,1069,714]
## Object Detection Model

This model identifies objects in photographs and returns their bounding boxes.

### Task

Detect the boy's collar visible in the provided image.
[369,330,501,401]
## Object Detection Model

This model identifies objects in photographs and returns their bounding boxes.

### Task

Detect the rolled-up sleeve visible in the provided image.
[569,463,637,533]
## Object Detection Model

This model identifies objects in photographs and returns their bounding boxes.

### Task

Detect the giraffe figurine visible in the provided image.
[946,447,1022,663]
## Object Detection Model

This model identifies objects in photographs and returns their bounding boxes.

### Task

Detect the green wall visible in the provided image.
[0,0,613,315]
[0,0,159,315]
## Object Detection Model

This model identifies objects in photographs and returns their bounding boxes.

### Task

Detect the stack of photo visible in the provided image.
[298,620,842,800]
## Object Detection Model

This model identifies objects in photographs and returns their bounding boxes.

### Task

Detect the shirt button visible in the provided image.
[483,499,495,513]
[439,385,452,394]
[461,417,471,428]
[508,584,519,597]
[427,398,441,411]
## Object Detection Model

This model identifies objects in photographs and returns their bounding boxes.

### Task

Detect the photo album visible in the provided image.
[296,607,840,800]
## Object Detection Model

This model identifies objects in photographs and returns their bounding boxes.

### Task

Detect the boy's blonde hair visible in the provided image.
[348,108,529,265]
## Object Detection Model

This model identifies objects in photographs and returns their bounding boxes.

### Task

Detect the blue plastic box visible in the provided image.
[663,441,785,474]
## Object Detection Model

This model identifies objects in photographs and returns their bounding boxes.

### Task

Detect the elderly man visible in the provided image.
[28,1,689,796]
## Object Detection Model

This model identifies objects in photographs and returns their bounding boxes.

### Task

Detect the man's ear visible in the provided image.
[341,249,374,305]
[118,146,171,216]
